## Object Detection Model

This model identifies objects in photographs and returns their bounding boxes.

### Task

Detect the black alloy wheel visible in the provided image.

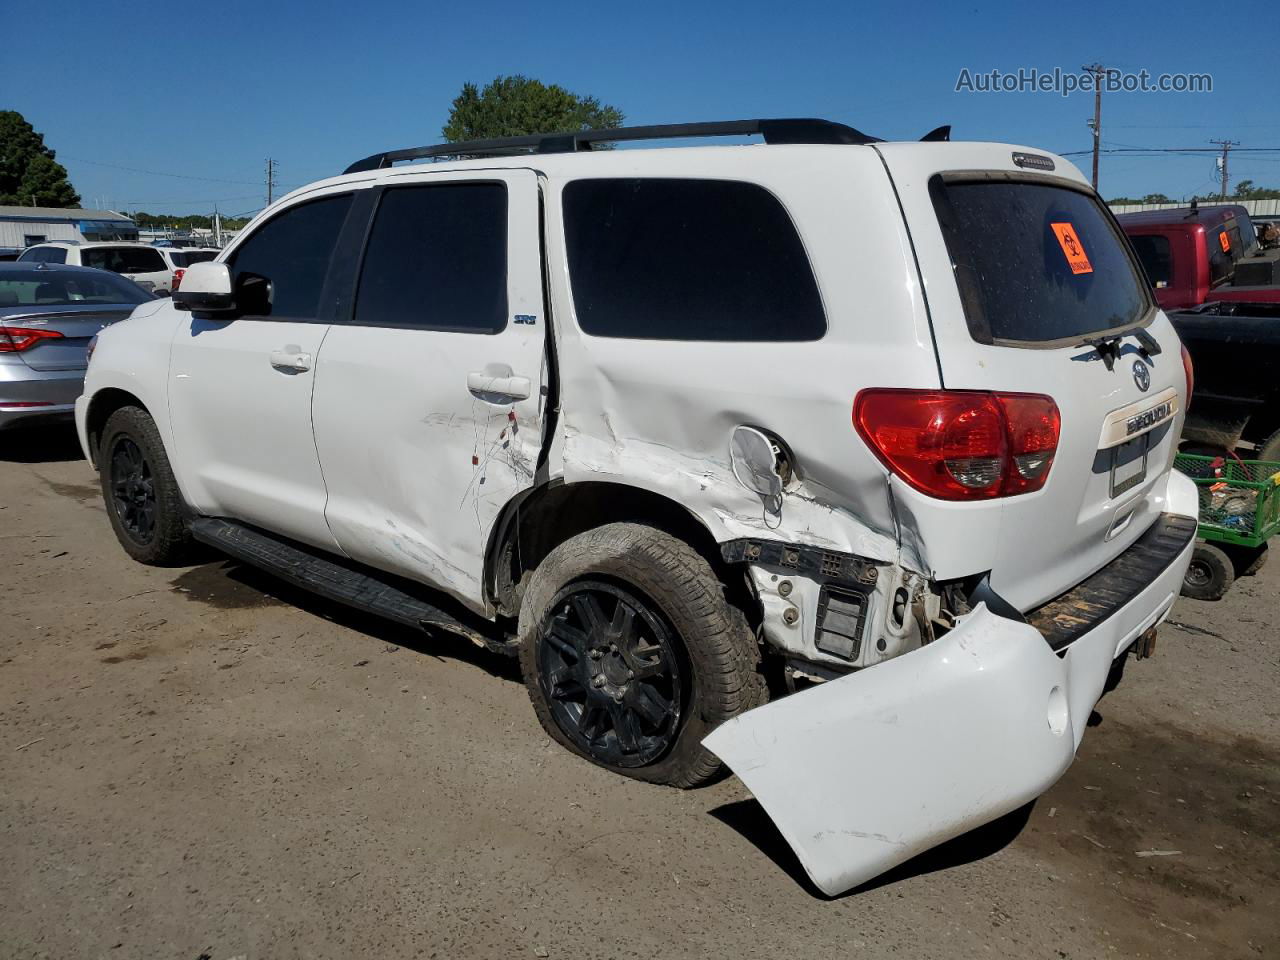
[109,436,156,544]
[536,580,683,768]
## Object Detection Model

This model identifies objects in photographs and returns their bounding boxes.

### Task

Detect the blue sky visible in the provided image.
[7,0,1278,215]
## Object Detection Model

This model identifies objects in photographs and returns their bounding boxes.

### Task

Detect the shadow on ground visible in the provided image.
[170,558,522,683]
[0,424,84,464]
[710,797,1035,898]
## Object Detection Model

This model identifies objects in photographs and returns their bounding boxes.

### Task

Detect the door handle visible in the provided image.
[467,370,531,401]
[269,349,312,373]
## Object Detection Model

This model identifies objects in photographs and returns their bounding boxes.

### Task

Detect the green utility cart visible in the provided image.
[1175,453,1280,600]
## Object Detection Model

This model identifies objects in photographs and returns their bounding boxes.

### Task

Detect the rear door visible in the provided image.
[877,145,1187,610]
[311,169,546,613]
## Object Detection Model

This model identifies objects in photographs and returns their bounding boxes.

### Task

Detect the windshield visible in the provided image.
[931,178,1150,344]
[0,270,153,307]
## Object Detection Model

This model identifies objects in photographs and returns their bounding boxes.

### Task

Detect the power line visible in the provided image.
[1059,146,1280,157]
[265,158,278,206]
[59,155,262,185]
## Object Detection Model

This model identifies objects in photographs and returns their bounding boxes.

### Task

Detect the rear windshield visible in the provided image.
[81,246,167,274]
[168,250,218,268]
[0,270,153,306]
[931,179,1149,344]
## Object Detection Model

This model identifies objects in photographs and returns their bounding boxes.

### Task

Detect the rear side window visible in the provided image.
[931,179,1149,344]
[168,251,217,268]
[562,178,825,341]
[353,183,507,333]
[81,246,166,274]
[227,194,353,319]
[20,247,66,264]
[1129,235,1172,288]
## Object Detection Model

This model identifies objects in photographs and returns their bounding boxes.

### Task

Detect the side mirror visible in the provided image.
[172,261,234,313]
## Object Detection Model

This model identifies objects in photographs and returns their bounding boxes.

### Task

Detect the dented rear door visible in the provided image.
[311,168,547,614]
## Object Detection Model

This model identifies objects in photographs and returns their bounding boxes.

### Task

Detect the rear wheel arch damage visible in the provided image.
[484,479,754,622]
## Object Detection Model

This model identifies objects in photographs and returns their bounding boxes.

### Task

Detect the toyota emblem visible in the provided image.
[1132,359,1151,392]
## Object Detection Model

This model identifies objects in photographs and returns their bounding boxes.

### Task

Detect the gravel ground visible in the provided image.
[2,427,1277,960]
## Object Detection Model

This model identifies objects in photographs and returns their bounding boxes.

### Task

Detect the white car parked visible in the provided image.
[20,241,173,294]
[75,118,1198,894]
[155,246,221,292]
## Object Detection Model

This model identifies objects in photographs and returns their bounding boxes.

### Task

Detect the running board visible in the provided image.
[189,517,510,655]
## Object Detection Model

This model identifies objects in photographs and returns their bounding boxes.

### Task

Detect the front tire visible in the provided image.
[98,406,195,566]
[517,523,765,788]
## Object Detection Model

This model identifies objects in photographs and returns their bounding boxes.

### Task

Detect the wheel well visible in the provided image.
[85,388,148,467]
[486,481,747,619]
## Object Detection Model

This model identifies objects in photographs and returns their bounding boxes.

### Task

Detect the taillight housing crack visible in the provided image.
[854,389,1061,501]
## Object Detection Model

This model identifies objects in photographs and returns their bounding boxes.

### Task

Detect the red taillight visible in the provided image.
[1180,341,1194,400]
[172,268,185,291]
[0,326,65,352]
[853,389,1061,501]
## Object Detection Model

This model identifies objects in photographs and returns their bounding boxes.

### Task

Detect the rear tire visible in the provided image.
[1181,543,1234,601]
[99,406,195,566]
[517,523,766,788]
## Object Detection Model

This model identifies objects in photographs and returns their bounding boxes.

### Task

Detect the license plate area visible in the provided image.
[1110,433,1150,498]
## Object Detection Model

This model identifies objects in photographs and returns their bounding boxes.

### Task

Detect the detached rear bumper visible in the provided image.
[704,473,1198,896]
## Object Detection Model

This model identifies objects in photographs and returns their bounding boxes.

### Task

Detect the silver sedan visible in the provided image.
[0,262,153,432]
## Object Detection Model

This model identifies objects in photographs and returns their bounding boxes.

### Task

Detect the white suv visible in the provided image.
[20,241,173,294]
[75,119,1198,894]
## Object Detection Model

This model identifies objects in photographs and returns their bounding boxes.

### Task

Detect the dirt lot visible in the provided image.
[2,427,1277,960]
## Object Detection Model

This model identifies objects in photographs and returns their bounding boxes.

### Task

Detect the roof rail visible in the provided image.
[343,117,881,175]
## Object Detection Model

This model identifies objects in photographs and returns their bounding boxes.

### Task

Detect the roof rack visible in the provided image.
[343,117,882,175]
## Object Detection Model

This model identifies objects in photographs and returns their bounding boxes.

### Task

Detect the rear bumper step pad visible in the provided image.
[1025,513,1198,651]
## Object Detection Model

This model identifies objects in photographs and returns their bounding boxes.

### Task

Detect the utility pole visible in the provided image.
[1210,139,1239,199]
[1083,63,1108,190]
[265,158,278,206]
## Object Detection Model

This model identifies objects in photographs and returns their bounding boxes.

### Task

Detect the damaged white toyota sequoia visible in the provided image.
[77,119,1198,895]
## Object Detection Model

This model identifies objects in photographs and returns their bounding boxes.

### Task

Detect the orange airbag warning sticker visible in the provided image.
[1051,222,1093,275]
[1219,231,1231,253]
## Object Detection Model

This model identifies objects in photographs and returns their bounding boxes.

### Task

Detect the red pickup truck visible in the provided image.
[1117,204,1280,464]
[1117,204,1280,310]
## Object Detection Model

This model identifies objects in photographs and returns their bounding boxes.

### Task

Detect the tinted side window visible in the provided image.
[1130,235,1172,288]
[562,178,825,341]
[353,183,507,333]
[81,247,165,273]
[228,194,353,319]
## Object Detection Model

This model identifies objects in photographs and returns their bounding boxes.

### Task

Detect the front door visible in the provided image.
[311,169,547,612]
[168,190,357,551]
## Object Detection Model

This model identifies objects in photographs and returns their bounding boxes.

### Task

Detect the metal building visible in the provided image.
[0,206,138,249]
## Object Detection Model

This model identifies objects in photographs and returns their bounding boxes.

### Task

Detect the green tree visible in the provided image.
[1232,180,1280,200]
[1141,193,1171,203]
[443,75,623,144]
[0,111,80,207]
